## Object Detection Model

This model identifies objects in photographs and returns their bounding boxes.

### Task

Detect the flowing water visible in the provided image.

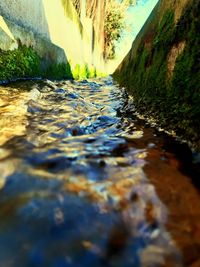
[0,78,200,267]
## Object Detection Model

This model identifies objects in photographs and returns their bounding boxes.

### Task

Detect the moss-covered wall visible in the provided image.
[113,0,200,149]
[0,15,75,82]
[0,44,102,82]
[0,46,40,81]
[0,45,75,82]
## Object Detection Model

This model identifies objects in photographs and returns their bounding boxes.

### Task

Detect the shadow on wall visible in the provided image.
[0,0,74,81]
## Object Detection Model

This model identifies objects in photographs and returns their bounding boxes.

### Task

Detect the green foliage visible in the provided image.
[44,62,73,79]
[84,64,97,79]
[119,0,143,7]
[104,1,126,59]
[87,65,96,78]
[79,65,88,79]
[0,45,74,82]
[0,45,40,81]
[72,64,97,79]
[0,43,99,82]
[72,64,80,79]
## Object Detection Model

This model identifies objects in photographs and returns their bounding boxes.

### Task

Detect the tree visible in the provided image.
[104,0,126,59]
[104,0,144,60]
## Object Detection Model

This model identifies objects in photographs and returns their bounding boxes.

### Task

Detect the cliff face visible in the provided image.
[114,0,200,149]
[0,0,107,81]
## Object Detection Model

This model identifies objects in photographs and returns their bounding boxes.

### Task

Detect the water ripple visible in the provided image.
[0,77,184,267]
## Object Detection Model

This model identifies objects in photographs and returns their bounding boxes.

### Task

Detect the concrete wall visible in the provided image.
[114,0,200,149]
[0,0,50,39]
[0,0,107,79]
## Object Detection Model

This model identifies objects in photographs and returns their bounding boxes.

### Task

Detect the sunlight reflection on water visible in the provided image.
[0,78,183,267]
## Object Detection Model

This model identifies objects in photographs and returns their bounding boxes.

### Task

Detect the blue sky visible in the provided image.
[115,0,159,58]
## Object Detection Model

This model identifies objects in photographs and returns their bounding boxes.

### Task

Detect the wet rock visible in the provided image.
[54,88,66,94]
[148,143,156,149]
[66,92,79,99]
[80,79,88,84]
[38,80,58,92]
[44,79,57,89]
[27,155,71,173]
[27,100,47,113]
[39,85,54,93]
[29,88,41,100]
[70,126,85,136]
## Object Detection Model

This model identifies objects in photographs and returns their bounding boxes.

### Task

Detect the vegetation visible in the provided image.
[0,44,100,82]
[114,1,200,147]
[72,64,97,79]
[0,45,75,82]
[0,45,40,82]
[104,1,126,59]
[104,0,145,60]
[44,62,73,79]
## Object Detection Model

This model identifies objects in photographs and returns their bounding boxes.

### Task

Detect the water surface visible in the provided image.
[0,78,200,267]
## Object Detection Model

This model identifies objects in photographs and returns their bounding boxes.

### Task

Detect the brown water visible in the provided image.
[0,77,199,267]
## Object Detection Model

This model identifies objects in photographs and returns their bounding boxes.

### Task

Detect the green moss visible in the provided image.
[71,64,98,79]
[153,10,175,48]
[44,62,73,79]
[72,64,80,79]
[87,66,96,78]
[0,45,74,82]
[0,45,40,81]
[169,2,200,140]
[124,13,172,106]
[0,42,104,82]
[84,65,98,79]
[85,64,95,78]
[114,2,200,147]
[88,68,95,78]
[79,65,88,79]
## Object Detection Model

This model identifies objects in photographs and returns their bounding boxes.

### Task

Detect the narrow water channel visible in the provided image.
[0,78,199,267]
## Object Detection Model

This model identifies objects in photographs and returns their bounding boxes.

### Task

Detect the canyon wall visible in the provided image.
[114,0,200,149]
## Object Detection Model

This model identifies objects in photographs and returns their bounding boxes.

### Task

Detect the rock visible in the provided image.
[54,88,66,94]
[40,86,54,93]
[29,88,41,100]
[148,143,156,148]
[44,80,57,90]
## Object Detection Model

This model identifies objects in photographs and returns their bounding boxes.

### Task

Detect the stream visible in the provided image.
[0,77,200,267]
